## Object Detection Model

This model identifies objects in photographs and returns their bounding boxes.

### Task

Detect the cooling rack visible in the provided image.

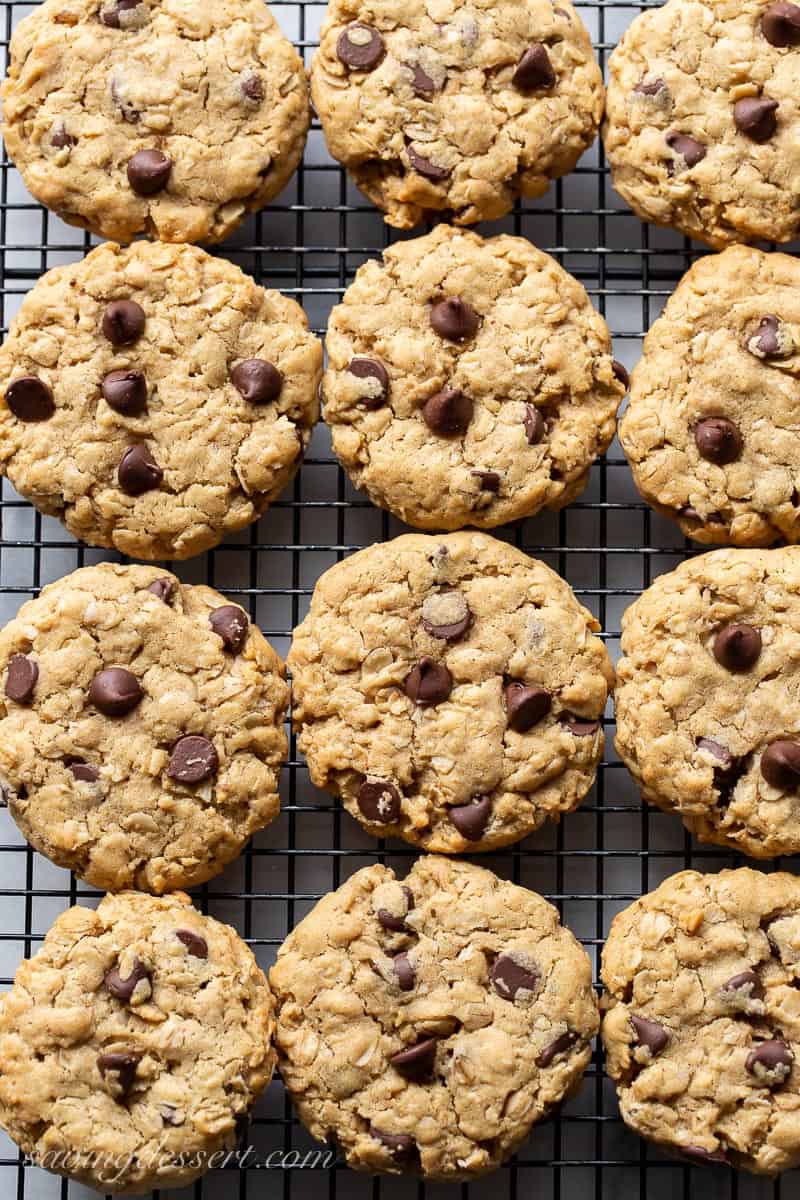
[0,1,798,1197]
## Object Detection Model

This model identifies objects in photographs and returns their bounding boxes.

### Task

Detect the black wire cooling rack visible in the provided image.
[0,2,798,1198]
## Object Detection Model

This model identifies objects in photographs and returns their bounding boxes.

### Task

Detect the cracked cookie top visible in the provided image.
[615,545,800,859]
[287,531,613,853]
[621,246,800,548]
[603,0,800,247]
[602,868,800,1174]
[310,0,604,229]
[0,563,289,892]
[0,890,275,1193]
[0,241,322,560]
[271,856,598,1179]
[322,226,624,531]
[1,0,310,244]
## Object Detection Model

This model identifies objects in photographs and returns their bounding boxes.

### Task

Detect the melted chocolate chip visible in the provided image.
[524,404,546,445]
[97,1051,141,1097]
[102,299,145,346]
[491,953,539,1000]
[560,714,600,736]
[118,444,163,495]
[665,131,707,168]
[240,73,264,104]
[722,970,765,1003]
[430,297,480,342]
[50,122,76,148]
[422,388,473,435]
[5,376,55,422]
[411,64,439,97]
[713,623,762,672]
[105,956,150,1001]
[746,1039,794,1083]
[167,735,219,785]
[99,0,141,27]
[337,23,385,70]
[403,657,452,706]
[89,668,143,717]
[612,360,630,390]
[734,96,778,142]
[371,1128,419,1164]
[681,1145,728,1166]
[472,470,501,493]
[747,314,792,359]
[68,759,100,783]
[407,146,450,180]
[512,43,556,91]
[5,655,38,705]
[102,369,147,416]
[175,928,208,959]
[631,1014,669,1056]
[127,148,172,195]
[505,683,552,732]
[421,591,473,642]
[536,1030,577,1068]
[347,358,390,407]
[147,577,175,603]
[761,740,800,789]
[390,1038,438,1080]
[696,737,734,769]
[209,605,249,654]
[634,76,667,96]
[694,417,742,465]
[449,795,492,840]
[377,887,413,932]
[231,359,283,405]
[392,953,416,991]
[762,2,800,46]
[357,779,401,824]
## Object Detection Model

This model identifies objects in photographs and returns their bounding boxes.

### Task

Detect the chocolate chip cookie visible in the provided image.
[604,0,800,247]
[0,890,275,1193]
[322,225,625,530]
[310,0,604,229]
[0,563,289,892]
[621,246,800,546]
[288,532,613,852]
[1,0,310,243]
[0,240,321,560]
[615,545,800,858]
[271,855,599,1178]
[602,867,800,1173]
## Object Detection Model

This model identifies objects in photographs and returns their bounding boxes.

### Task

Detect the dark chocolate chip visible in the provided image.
[449,795,492,840]
[67,759,100,783]
[631,1014,669,1056]
[147,577,175,603]
[175,928,208,959]
[209,605,249,654]
[422,388,473,435]
[105,956,150,1001]
[390,1038,438,1080]
[665,131,707,167]
[231,359,283,405]
[612,359,630,389]
[762,2,800,46]
[411,64,438,97]
[722,970,765,1002]
[102,369,147,416]
[505,683,552,732]
[512,43,556,91]
[713,623,762,672]
[99,0,141,27]
[421,591,473,642]
[240,72,264,103]
[102,299,145,346]
[634,76,667,96]
[761,740,800,789]
[377,888,413,933]
[392,953,416,991]
[127,149,172,196]
[97,1051,141,1097]
[404,657,452,706]
[694,417,742,465]
[734,96,778,142]
[118,444,163,496]
[371,1128,419,1164]
[560,714,600,736]
[524,404,546,445]
[472,470,501,493]
[167,735,219,785]
[336,23,385,70]
[5,376,55,422]
[407,146,450,180]
[5,655,38,705]
[89,668,143,717]
[491,953,539,1000]
[536,1030,577,1068]
[746,1039,794,1082]
[747,314,791,358]
[50,122,76,148]
[681,1145,728,1165]
[347,358,389,408]
[430,297,480,342]
[357,779,402,824]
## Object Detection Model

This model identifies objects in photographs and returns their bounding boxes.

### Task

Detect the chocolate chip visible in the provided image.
[390,1038,438,1080]
[5,376,55,422]
[747,314,793,359]
[560,714,600,736]
[89,668,143,717]
[167,735,219,785]
[5,655,38,705]
[407,146,450,181]
[209,605,249,654]
[422,388,473,435]
[411,64,438,97]
[713,623,762,672]
[491,953,539,1001]
[175,929,208,959]
[512,43,556,91]
[722,970,765,1003]
[694,417,742,465]
[665,131,707,168]
[147,577,175,603]
[631,1014,669,1056]
[612,360,630,389]
[102,369,147,416]
[105,956,150,1001]
[734,96,778,142]
[746,1039,794,1083]
[127,149,172,196]
[449,795,492,840]
[696,738,734,769]
[101,299,145,346]
[404,657,452,706]
[536,1030,577,1068]
[634,76,667,96]
[99,0,141,27]
[430,297,480,342]
[240,72,264,104]
[231,359,283,405]
[358,779,401,824]
[392,953,416,991]
[337,23,385,70]
[110,77,139,123]
[421,591,473,642]
[50,122,76,149]
[161,1104,184,1126]
[67,759,100,783]
[118,444,163,495]
[347,358,389,408]
[762,1,800,45]
[378,888,413,932]
[472,470,500,493]
[699,741,745,808]
[681,1145,728,1165]
[761,740,800,789]
[524,404,546,445]
[371,1128,419,1164]
[505,683,552,732]
[97,1051,141,1097]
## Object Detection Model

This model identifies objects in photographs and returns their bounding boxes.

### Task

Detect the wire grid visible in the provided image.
[0,1,798,1198]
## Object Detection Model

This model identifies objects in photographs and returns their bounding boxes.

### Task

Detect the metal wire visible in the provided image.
[0,2,798,1197]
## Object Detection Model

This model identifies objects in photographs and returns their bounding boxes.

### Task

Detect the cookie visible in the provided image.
[0,240,322,560]
[0,563,289,892]
[603,0,800,248]
[322,225,625,530]
[287,531,613,853]
[614,545,800,859]
[621,246,800,547]
[602,867,800,1174]
[1,0,310,244]
[0,890,275,1193]
[270,855,599,1179]
[310,0,604,229]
